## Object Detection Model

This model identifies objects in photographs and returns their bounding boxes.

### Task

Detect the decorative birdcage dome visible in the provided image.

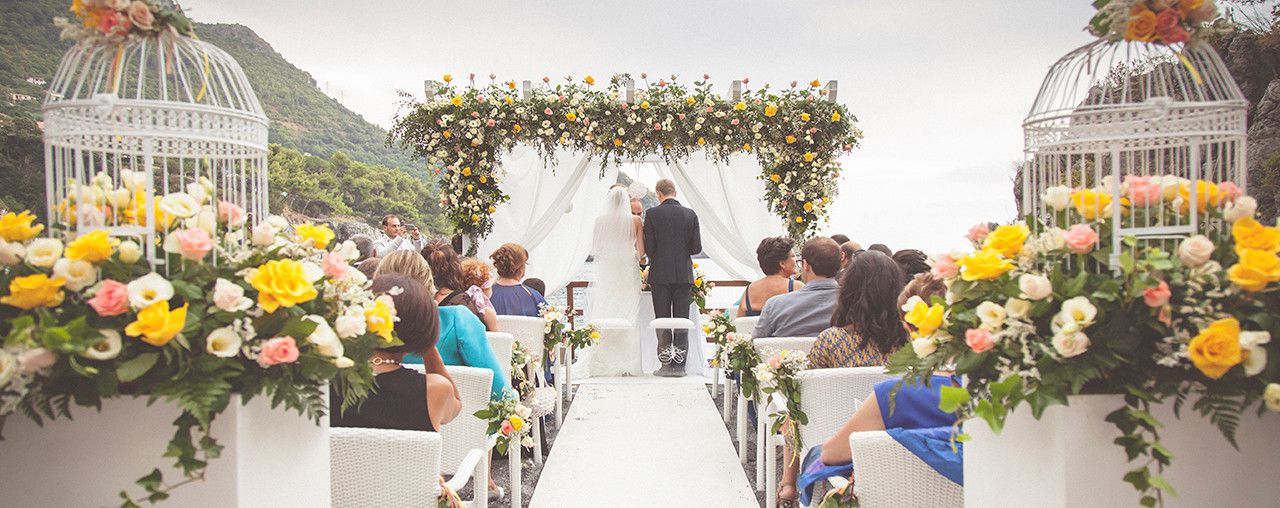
[42,27,268,265]
[1021,39,1248,263]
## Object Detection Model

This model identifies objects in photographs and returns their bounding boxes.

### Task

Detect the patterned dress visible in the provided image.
[807,327,891,369]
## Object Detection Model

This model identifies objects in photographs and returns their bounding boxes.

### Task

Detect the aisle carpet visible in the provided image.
[529,377,757,507]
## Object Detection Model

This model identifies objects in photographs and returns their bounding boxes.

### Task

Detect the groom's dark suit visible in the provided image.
[643,198,702,373]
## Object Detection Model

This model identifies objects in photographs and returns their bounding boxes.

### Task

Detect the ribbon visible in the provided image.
[1176,50,1203,86]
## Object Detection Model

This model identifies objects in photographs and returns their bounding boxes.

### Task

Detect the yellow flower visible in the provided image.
[487,205,497,214]
[770,174,781,183]
[614,139,624,146]
[640,101,651,110]
[803,202,814,212]
[1,274,65,310]
[450,96,463,107]
[764,106,778,117]
[507,81,516,90]
[956,249,1016,281]
[443,74,453,83]
[509,415,526,431]
[1188,318,1243,379]
[250,259,318,313]
[1071,188,1112,220]
[697,137,706,145]
[584,75,595,85]
[695,279,703,288]
[479,176,488,184]
[831,112,841,122]
[471,214,480,222]
[365,296,397,343]
[65,229,115,263]
[904,300,945,338]
[983,223,1030,258]
[125,301,189,347]
[785,135,796,144]
[505,97,514,105]
[734,102,746,111]
[1228,249,1280,292]
[0,210,44,241]
[803,152,815,162]
[686,96,696,105]
[565,112,577,122]
[295,224,335,250]
[795,216,805,223]
[742,143,752,152]
[811,79,822,87]
[1232,218,1280,253]
[1178,180,1221,214]
[513,124,523,133]
[466,184,474,192]
[442,130,452,139]
[800,113,811,122]
[462,167,472,176]
[1124,5,1158,42]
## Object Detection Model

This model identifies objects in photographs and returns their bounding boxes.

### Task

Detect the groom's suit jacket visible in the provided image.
[643,198,702,285]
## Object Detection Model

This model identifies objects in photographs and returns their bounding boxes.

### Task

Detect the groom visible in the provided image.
[643,179,702,377]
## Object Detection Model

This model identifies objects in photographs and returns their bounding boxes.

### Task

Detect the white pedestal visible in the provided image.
[0,392,330,507]
[965,394,1280,508]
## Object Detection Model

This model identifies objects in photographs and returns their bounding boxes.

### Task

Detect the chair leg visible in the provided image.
[766,434,778,508]
[532,418,544,466]
[736,391,748,463]
[474,450,490,508]
[756,400,766,489]
[552,353,563,427]
[509,436,522,507]
[711,365,720,398]
[722,376,733,422]
[565,345,574,402]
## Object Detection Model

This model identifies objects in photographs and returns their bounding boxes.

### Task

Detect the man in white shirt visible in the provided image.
[372,214,417,257]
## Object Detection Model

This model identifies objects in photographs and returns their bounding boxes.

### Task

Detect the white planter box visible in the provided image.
[966,394,1280,508]
[0,392,330,508]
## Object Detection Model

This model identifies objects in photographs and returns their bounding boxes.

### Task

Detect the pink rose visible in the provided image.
[931,254,959,279]
[543,108,553,115]
[965,329,995,353]
[1143,280,1171,308]
[653,123,662,131]
[486,119,496,127]
[18,348,56,374]
[322,251,350,280]
[500,420,514,436]
[678,113,686,120]
[1125,176,1162,207]
[1155,9,1180,33]
[768,355,782,369]
[99,11,131,35]
[966,223,990,243]
[173,228,214,261]
[1162,25,1190,44]
[1064,224,1099,254]
[731,119,740,126]
[218,201,246,227]
[127,1,154,30]
[89,279,130,317]
[258,336,300,367]
[1218,182,1242,202]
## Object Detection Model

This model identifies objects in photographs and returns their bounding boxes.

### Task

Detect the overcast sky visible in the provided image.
[183,0,1100,254]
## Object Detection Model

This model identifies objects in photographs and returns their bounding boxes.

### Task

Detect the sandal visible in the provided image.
[488,486,505,502]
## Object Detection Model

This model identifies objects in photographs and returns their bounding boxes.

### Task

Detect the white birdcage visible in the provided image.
[1021,39,1248,265]
[42,30,269,265]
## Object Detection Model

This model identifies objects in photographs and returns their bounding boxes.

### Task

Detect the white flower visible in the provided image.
[1178,235,1215,268]
[117,240,142,264]
[17,348,56,374]
[251,222,279,247]
[1159,176,1186,201]
[1058,297,1097,327]
[336,240,360,262]
[1052,330,1090,358]
[25,238,64,268]
[0,350,16,388]
[753,365,776,388]
[335,357,355,368]
[1265,384,1280,412]
[901,295,925,313]
[1223,196,1257,223]
[1241,331,1271,377]
[81,330,122,360]
[205,326,243,358]
[303,315,344,358]
[79,206,106,227]
[1037,228,1067,252]
[119,170,148,192]
[1018,274,1053,301]
[1042,186,1072,211]
[911,337,938,358]
[186,177,213,205]
[335,310,367,339]
[212,278,253,312]
[265,215,290,230]
[0,239,24,266]
[127,272,174,309]
[1004,298,1032,320]
[191,206,217,236]
[53,258,97,292]
[976,301,1007,331]
[302,261,325,283]
[106,188,131,208]
[158,192,200,219]
[515,405,533,419]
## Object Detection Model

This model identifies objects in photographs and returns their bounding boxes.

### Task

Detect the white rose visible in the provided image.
[0,350,15,387]
[976,301,1007,331]
[1177,235,1215,268]
[1042,186,1072,211]
[127,272,174,309]
[117,240,142,264]
[335,357,355,369]
[106,188,131,208]
[251,222,279,247]
[336,240,360,262]
[212,278,253,312]
[192,206,217,236]
[335,312,367,339]
[515,405,533,419]
[158,192,200,219]
[81,330,122,361]
[265,215,290,230]
[53,258,98,292]
[1222,196,1257,223]
[1058,297,1098,327]
[186,177,213,205]
[911,337,938,358]
[1159,176,1186,202]
[1052,330,1090,358]
[303,315,344,358]
[1018,273,1053,301]
[17,348,56,374]
[205,326,243,358]
[0,239,24,266]
[900,295,925,313]
[301,261,325,283]
[1266,383,1280,413]
[79,206,106,228]
[25,238,64,268]
[1241,331,1271,377]
[1005,298,1032,320]
[1040,228,1067,252]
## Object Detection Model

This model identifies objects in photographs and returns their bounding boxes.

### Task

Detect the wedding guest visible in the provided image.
[630,198,644,217]
[754,237,840,338]
[892,249,931,284]
[899,272,947,310]
[355,257,381,279]
[868,243,892,256]
[736,236,804,317]
[489,243,548,317]
[373,214,416,257]
[459,257,500,327]
[348,233,375,262]
[830,234,850,246]
[330,275,461,432]
[523,278,547,298]
[423,239,499,331]
[838,241,863,272]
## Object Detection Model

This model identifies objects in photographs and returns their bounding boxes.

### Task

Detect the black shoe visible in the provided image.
[655,363,683,377]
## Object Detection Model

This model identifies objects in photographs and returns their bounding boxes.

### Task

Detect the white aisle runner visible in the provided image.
[529,377,757,507]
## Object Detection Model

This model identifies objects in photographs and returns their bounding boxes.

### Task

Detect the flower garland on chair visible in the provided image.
[754,348,811,462]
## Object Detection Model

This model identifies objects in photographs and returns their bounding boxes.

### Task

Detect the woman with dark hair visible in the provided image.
[489,243,548,317]
[892,249,931,283]
[736,236,803,317]
[423,239,499,331]
[330,275,461,431]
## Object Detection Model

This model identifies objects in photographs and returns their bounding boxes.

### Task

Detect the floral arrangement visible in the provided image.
[888,177,1279,504]
[754,348,810,461]
[538,303,568,355]
[566,322,601,351]
[390,74,862,246]
[509,340,538,401]
[702,310,736,368]
[691,262,713,311]
[1088,0,1231,45]
[57,0,195,44]
[473,392,534,455]
[721,332,762,400]
[640,267,650,292]
[0,200,388,505]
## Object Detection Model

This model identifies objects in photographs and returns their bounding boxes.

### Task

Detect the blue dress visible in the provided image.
[404,306,512,400]
[490,283,547,317]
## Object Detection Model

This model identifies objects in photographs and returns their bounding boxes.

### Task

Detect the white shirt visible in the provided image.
[373,233,417,257]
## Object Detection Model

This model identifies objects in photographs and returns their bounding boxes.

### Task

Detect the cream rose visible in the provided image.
[1177,235,1215,268]
[1018,273,1053,301]
[1241,331,1271,377]
[335,357,355,369]
[1266,383,1280,413]
[335,311,367,339]
[158,192,200,219]
[1058,297,1098,327]
[205,326,242,358]
[911,337,939,358]
[0,239,24,266]
[303,315,344,358]
[251,222,279,247]
[53,258,98,292]
[81,330,123,361]
[212,278,253,313]
[25,238,64,268]
[1223,196,1257,223]
[1042,186,1072,211]
[127,272,174,309]
[1052,330,1091,358]
[976,301,1007,331]
[117,239,142,264]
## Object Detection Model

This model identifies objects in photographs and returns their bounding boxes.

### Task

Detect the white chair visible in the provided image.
[497,315,555,463]
[330,428,485,508]
[484,331,519,503]
[763,367,897,508]
[431,365,496,508]
[649,317,697,375]
[485,331,515,386]
[848,431,964,508]
[724,316,760,423]
[750,336,818,491]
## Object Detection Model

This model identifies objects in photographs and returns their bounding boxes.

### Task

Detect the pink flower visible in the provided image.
[965,328,995,353]
[1064,224,1099,254]
[470,111,480,118]
[966,223,990,243]
[18,348,56,374]
[544,107,553,115]
[1143,280,1171,308]
[128,1,155,30]
[1125,176,1161,207]
[500,420,514,436]
[89,279,130,317]
[1155,9,1180,33]
[258,336,300,367]
[706,106,713,113]
[542,76,550,83]
[731,119,740,126]
[640,73,648,79]
[218,201,246,227]
[659,80,667,87]
[322,251,350,279]
[678,113,686,120]
[741,77,749,84]
[1162,25,1190,44]
[808,127,818,134]
[754,99,762,105]
[99,11,131,35]
[653,122,662,130]
[1218,182,1242,202]
[768,354,782,369]
[931,254,959,279]
[172,228,214,261]
[486,119,496,127]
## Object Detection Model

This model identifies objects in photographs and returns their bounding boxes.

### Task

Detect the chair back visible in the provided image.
[498,315,548,359]
[752,336,818,357]
[486,331,515,381]
[330,427,442,506]
[796,367,897,447]
[733,316,760,337]
[437,366,494,472]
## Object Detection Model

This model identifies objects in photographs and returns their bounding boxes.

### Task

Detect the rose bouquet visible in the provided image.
[56,0,195,44]
[722,332,762,400]
[690,262,713,311]
[566,322,601,351]
[888,178,1279,504]
[1088,0,1231,45]
[754,348,810,460]
[538,303,568,355]
[509,340,538,401]
[702,310,736,368]
[473,392,534,455]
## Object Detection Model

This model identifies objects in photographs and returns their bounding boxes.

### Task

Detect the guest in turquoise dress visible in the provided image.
[489,243,548,316]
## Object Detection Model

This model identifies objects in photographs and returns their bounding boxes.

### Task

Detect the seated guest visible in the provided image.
[754,237,840,338]
[489,243,549,317]
[736,236,804,317]
[867,243,892,256]
[899,272,947,309]
[892,249,930,283]
[330,275,461,431]
[830,233,850,246]
[348,233,375,262]
[423,239,499,331]
[459,257,500,327]
[355,257,381,279]
[522,278,547,299]
[374,251,512,400]
[838,241,863,273]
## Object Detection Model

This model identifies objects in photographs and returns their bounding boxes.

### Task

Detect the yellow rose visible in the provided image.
[734,102,746,111]
[795,216,805,223]
[764,106,778,117]
[443,74,452,83]
[1071,189,1112,220]
[785,135,796,144]
[1232,218,1280,253]
[803,202,814,212]
[584,75,595,86]
[365,296,397,343]
[472,214,480,222]
[694,279,703,288]
[1124,5,1158,42]
[507,81,516,90]
[513,124,523,133]
[803,152,815,162]
[800,113,811,122]
[1,274,65,310]
[770,174,781,183]
[461,167,472,176]
[810,79,822,87]
[450,96,463,107]
[565,112,577,122]
[0,210,44,241]
[904,300,945,338]
[295,224,335,250]
[509,415,525,431]
[125,301,189,347]
[614,139,625,146]
[956,249,1016,281]
[686,96,696,105]
[1188,318,1242,379]
[443,130,452,139]
[250,259,319,313]
[479,176,488,184]
[696,137,706,145]
[1177,180,1221,214]
[742,143,751,152]
[487,205,497,214]
[831,112,841,122]
[640,101,651,110]
[1228,249,1280,292]
[64,229,115,263]
[983,223,1030,258]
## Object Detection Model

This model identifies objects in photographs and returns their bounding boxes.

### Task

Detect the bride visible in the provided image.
[579,185,645,377]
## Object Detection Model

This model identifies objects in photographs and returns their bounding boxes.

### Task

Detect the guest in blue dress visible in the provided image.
[489,243,548,316]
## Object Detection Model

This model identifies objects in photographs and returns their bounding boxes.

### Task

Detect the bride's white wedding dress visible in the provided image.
[577,187,644,377]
